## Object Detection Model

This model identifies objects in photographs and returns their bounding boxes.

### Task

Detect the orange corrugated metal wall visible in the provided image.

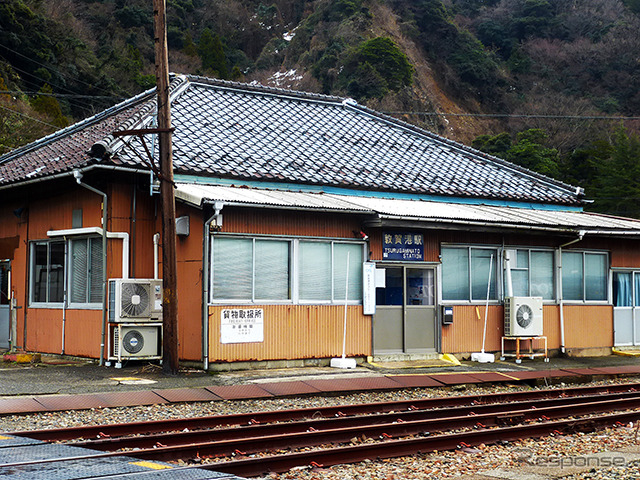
[207,209,372,362]
[441,304,613,354]
[208,305,371,362]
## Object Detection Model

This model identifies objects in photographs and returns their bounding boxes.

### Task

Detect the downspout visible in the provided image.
[73,170,108,366]
[153,233,160,280]
[202,202,223,371]
[61,240,68,355]
[131,182,137,278]
[557,230,586,355]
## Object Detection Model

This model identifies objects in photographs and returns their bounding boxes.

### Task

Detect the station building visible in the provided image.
[1,75,640,368]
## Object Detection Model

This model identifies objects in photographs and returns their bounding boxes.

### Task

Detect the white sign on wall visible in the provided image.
[363,262,376,315]
[220,308,264,344]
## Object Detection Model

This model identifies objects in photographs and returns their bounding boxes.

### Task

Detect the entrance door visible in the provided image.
[613,271,640,346]
[373,265,437,354]
[0,262,9,349]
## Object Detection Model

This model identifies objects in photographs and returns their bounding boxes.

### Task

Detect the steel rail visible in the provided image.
[205,411,640,477]
[10,382,640,442]
[78,395,640,462]
[74,389,640,451]
[2,410,639,476]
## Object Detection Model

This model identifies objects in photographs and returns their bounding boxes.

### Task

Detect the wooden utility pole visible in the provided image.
[153,0,179,374]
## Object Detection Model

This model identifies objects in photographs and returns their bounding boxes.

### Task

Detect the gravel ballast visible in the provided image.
[2,379,640,479]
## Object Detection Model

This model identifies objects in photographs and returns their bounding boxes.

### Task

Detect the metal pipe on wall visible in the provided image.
[61,241,68,355]
[131,181,137,278]
[73,170,108,366]
[153,233,160,280]
[557,231,586,354]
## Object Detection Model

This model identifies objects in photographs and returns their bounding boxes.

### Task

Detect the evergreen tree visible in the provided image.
[198,29,229,79]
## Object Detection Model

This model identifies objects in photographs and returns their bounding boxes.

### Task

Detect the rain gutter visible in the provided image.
[0,165,150,192]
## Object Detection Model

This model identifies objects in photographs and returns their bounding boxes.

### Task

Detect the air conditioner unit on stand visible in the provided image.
[109,323,162,368]
[108,279,163,322]
[504,296,543,336]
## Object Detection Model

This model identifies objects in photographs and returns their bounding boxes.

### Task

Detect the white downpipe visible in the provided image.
[341,252,350,360]
[106,232,130,279]
[558,247,566,354]
[61,241,69,355]
[153,233,160,280]
[481,254,494,354]
[504,250,514,298]
[558,231,586,354]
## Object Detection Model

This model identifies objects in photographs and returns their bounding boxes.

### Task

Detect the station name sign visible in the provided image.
[382,232,424,261]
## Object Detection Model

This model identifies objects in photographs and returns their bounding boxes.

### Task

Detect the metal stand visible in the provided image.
[500,336,548,363]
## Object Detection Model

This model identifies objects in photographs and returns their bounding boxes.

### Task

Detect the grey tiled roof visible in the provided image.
[0,75,581,206]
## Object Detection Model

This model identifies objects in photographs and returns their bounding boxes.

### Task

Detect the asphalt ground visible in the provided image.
[1,352,639,398]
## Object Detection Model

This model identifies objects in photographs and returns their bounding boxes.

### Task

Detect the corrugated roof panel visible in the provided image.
[175,183,640,234]
[175,183,372,212]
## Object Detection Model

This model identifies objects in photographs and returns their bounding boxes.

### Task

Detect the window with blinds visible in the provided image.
[212,237,291,302]
[211,236,364,304]
[69,237,103,305]
[30,237,103,307]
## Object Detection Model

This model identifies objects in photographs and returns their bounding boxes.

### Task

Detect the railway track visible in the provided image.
[4,382,640,477]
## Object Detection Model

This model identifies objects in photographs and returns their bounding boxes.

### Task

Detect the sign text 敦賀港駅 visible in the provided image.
[382,232,424,261]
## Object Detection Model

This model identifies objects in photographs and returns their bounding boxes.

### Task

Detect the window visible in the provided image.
[562,251,608,301]
[211,236,364,304]
[442,247,498,302]
[506,249,555,300]
[31,241,65,304]
[30,237,104,307]
[212,237,290,301]
[69,237,103,305]
[299,241,362,302]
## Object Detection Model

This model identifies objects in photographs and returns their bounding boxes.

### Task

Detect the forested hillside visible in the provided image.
[1,0,639,216]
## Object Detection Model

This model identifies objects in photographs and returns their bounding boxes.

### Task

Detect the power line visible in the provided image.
[0,90,125,100]
[384,111,640,121]
[0,42,133,98]
[0,58,98,114]
[0,104,60,129]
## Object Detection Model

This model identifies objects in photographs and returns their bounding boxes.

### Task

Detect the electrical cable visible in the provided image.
[384,111,640,121]
[0,90,125,100]
[0,104,60,129]
[0,42,133,98]
[0,59,99,114]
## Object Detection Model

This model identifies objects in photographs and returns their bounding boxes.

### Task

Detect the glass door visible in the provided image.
[373,265,437,354]
[405,268,436,353]
[613,271,639,346]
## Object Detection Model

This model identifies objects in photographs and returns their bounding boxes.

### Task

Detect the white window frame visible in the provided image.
[505,247,556,301]
[29,240,66,307]
[209,234,366,305]
[560,250,610,304]
[441,243,609,305]
[67,236,104,309]
[29,237,104,309]
[440,245,501,304]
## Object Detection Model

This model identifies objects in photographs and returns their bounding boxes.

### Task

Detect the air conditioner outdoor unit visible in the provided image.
[112,325,161,358]
[504,296,543,336]
[108,279,163,322]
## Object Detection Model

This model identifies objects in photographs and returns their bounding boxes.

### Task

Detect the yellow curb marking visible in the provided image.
[130,461,172,470]
[612,349,640,357]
